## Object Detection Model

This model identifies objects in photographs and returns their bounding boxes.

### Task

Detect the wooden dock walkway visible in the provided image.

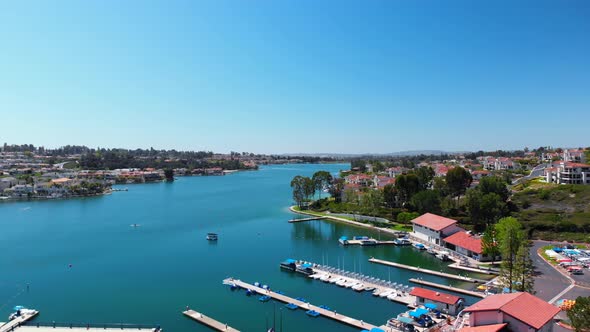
[408,279,486,298]
[223,278,386,331]
[341,239,397,246]
[0,311,39,332]
[448,263,500,275]
[183,310,239,332]
[288,216,327,223]
[369,258,488,283]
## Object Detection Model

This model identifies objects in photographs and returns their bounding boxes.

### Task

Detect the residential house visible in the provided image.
[471,170,491,181]
[4,184,34,197]
[409,287,464,315]
[373,175,395,189]
[411,213,462,245]
[433,164,450,177]
[541,152,560,163]
[563,149,586,163]
[345,174,373,187]
[545,161,590,185]
[463,292,560,332]
[386,167,406,178]
[0,176,18,191]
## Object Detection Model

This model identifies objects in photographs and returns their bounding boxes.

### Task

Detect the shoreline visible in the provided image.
[288,206,402,237]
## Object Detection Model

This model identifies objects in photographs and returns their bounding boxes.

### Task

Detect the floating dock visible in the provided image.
[288,216,327,223]
[448,263,500,275]
[339,239,397,246]
[369,258,488,283]
[183,310,239,332]
[224,278,387,331]
[408,279,486,298]
[309,266,415,306]
[0,310,39,332]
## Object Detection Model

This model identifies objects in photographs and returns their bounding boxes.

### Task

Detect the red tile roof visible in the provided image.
[409,287,461,305]
[564,162,590,168]
[464,293,560,330]
[459,324,507,332]
[444,232,482,254]
[411,213,457,231]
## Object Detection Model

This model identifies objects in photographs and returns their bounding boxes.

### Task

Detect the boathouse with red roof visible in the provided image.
[411,213,463,245]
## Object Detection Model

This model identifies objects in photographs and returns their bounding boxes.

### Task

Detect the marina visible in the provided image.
[223,278,389,331]
[183,310,239,332]
[368,258,489,283]
[408,279,486,298]
[0,309,39,332]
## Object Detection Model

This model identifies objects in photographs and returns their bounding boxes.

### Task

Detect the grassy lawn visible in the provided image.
[292,205,411,230]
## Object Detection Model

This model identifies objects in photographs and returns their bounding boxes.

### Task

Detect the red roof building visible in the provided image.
[459,324,507,332]
[411,213,462,245]
[443,231,491,261]
[410,287,464,315]
[464,292,560,331]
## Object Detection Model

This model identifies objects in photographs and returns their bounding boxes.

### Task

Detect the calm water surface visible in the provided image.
[0,164,484,331]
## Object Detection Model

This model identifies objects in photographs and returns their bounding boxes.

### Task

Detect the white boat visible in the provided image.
[387,293,399,301]
[364,286,375,291]
[379,290,394,298]
[372,288,382,296]
[329,277,342,284]
[344,281,357,288]
[336,279,348,287]
[352,283,365,291]
[436,251,451,261]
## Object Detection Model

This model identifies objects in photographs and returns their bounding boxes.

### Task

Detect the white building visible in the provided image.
[545,162,590,185]
[411,213,462,245]
[563,149,586,163]
[463,292,560,332]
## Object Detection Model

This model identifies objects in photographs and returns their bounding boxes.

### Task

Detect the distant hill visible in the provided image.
[281,150,466,158]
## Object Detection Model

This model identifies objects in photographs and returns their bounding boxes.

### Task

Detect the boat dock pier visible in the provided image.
[0,310,39,332]
[310,266,415,306]
[183,310,239,332]
[288,216,327,223]
[448,263,500,275]
[408,279,486,298]
[340,239,398,246]
[223,278,388,331]
[369,258,488,283]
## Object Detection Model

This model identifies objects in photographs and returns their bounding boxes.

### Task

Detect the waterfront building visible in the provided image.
[463,292,560,332]
[443,231,495,262]
[411,213,462,245]
[562,149,586,163]
[409,287,464,315]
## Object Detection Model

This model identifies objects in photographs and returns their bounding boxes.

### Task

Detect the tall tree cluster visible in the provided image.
[495,217,534,293]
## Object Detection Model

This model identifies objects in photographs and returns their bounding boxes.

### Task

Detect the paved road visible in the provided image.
[531,241,572,301]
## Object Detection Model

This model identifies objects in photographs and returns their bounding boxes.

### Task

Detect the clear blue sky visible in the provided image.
[1,1,589,154]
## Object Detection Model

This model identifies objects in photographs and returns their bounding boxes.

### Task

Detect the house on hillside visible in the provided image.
[463,292,560,332]
[545,161,590,185]
[563,149,586,163]
[411,213,462,245]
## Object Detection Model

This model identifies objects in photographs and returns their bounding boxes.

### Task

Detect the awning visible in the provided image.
[397,316,414,324]
[301,263,313,268]
[424,303,437,309]
[370,329,385,332]
[409,311,422,318]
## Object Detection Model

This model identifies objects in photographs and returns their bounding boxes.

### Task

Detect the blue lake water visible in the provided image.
[0,164,484,331]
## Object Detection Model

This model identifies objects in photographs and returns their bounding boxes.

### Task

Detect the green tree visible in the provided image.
[414,166,435,191]
[410,190,441,215]
[290,175,306,208]
[395,173,420,205]
[328,178,344,203]
[445,167,472,199]
[496,217,524,292]
[383,183,397,208]
[478,176,510,201]
[397,211,420,223]
[481,226,500,265]
[513,242,535,293]
[568,296,590,332]
[312,171,333,200]
[479,192,506,226]
[361,190,384,216]
[303,177,315,202]
[164,169,174,182]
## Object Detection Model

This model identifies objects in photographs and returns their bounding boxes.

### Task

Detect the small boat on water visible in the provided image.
[394,238,411,246]
[352,283,365,291]
[8,306,36,321]
[412,243,426,250]
[259,295,271,302]
[372,288,382,296]
[318,304,332,311]
[427,247,438,255]
[206,233,218,241]
[379,290,394,298]
[360,239,378,246]
[338,236,349,245]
